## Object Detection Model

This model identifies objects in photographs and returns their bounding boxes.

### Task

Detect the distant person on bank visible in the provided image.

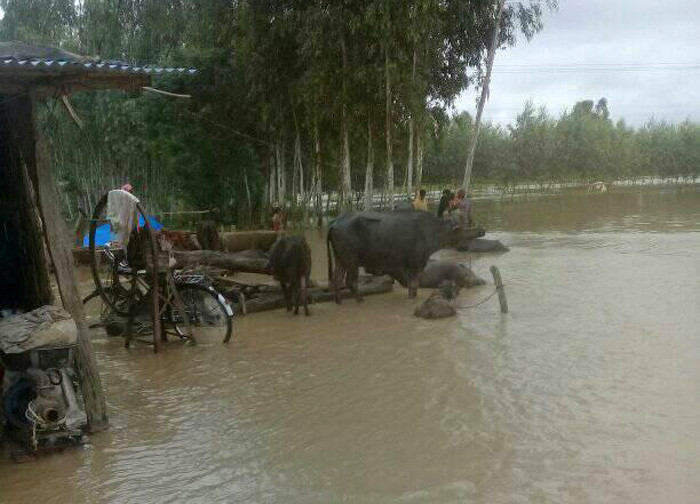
[437,189,453,218]
[272,206,284,232]
[413,189,429,211]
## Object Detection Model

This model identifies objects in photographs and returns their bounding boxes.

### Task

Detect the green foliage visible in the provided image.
[26,2,694,229]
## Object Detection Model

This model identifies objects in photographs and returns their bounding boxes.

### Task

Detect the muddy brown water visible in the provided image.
[2,187,699,503]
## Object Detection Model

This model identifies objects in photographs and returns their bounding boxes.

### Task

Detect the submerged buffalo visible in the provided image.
[456,238,509,253]
[327,210,464,301]
[418,259,485,289]
[267,236,312,316]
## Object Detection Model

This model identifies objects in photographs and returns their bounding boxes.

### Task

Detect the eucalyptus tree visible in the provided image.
[0,0,76,45]
[458,0,557,189]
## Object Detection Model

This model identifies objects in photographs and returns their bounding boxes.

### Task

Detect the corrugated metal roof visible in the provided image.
[0,56,197,75]
[0,42,196,96]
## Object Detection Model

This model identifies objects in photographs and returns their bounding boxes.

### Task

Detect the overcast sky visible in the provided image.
[455,0,700,127]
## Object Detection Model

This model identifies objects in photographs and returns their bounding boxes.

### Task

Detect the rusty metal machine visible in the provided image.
[0,306,87,461]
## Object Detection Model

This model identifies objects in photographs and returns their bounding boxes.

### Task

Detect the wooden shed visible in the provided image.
[0,41,195,432]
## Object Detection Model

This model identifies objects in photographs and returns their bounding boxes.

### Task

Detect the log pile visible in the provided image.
[172,249,270,274]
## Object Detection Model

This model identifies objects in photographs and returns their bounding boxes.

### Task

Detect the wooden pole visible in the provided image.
[490,265,508,314]
[30,94,108,432]
[142,204,163,353]
[462,0,505,190]
[142,86,191,99]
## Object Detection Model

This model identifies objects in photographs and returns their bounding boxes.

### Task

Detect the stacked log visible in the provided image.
[218,275,394,315]
[171,249,270,274]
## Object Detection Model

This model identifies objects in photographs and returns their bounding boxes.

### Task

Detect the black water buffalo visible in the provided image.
[418,259,485,289]
[326,210,463,301]
[267,236,312,316]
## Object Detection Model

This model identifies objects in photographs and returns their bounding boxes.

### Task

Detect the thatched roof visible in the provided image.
[0,42,196,97]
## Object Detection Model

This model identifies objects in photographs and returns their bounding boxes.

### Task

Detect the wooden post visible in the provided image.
[30,95,108,432]
[140,203,164,353]
[490,265,508,314]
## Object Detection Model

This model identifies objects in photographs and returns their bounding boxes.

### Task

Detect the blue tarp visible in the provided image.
[81,215,164,248]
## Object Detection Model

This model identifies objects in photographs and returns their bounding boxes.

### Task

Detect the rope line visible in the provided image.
[456,289,498,309]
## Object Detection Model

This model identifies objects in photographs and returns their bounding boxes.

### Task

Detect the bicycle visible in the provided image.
[84,192,233,346]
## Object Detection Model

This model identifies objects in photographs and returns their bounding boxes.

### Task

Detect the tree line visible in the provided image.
[425,98,700,190]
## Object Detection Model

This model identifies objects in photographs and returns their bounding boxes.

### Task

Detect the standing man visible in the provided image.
[450,188,473,227]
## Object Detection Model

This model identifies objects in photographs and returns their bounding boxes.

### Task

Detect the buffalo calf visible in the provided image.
[414,281,460,319]
[267,236,312,316]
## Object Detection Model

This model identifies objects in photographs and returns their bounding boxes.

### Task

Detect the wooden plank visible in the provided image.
[30,94,108,432]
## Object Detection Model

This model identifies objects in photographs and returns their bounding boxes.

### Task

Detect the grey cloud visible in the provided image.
[457,0,700,126]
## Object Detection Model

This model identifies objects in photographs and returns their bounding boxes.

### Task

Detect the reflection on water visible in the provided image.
[2,187,699,503]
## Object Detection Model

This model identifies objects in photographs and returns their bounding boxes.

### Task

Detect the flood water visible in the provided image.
[2,187,699,503]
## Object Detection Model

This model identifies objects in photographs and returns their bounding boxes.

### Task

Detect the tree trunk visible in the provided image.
[269,150,277,205]
[291,138,299,207]
[405,49,417,194]
[341,119,351,211]
[294,131,307,225]
[313,120,323,227]
[415,130,424,189]
[364,119,374,211]
[385,45,394,208]
[406,117,414,194]
[462,0,505,190]
[243,167,252,228]
[276,137,286,205]
[340,25,352,212]
[297,134,304,202]
[30,95,108,432]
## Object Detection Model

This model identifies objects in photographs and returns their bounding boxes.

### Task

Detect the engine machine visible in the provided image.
[0,308,88,461]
